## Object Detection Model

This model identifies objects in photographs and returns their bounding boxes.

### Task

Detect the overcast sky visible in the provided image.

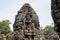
[0,0,53,31]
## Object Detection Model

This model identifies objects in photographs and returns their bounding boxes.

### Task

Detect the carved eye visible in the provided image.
[30,15,32,18]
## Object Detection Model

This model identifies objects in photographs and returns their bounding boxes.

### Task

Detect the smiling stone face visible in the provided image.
[13,3,40,40]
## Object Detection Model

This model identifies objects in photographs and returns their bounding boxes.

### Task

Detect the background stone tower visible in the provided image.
[13,3,40,40]
[51,0,60,36]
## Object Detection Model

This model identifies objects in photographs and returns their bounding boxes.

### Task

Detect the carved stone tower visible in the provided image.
[51,0,60,36]
[13,3,40,40]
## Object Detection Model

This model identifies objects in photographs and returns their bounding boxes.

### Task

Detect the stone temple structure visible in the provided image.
[51,0,60,36]
[13,3,40,40]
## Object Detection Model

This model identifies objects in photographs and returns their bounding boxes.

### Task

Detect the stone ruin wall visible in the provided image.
[51,0,60,35]
[1,0,60,39]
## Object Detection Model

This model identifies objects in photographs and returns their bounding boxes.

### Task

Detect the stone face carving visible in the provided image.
[13,3,40,40]
[51,0,60,36]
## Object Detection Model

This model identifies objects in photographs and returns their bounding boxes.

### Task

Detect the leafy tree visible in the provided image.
[45,25,54,31]
[41,29,48,35]
[0,20,12,36]
[41,25,54,35]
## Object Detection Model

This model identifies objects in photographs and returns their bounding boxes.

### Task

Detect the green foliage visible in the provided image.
[41,29,48,35]
[41,25,54,35]
[45,25,54,31]
[0,20,12,36]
